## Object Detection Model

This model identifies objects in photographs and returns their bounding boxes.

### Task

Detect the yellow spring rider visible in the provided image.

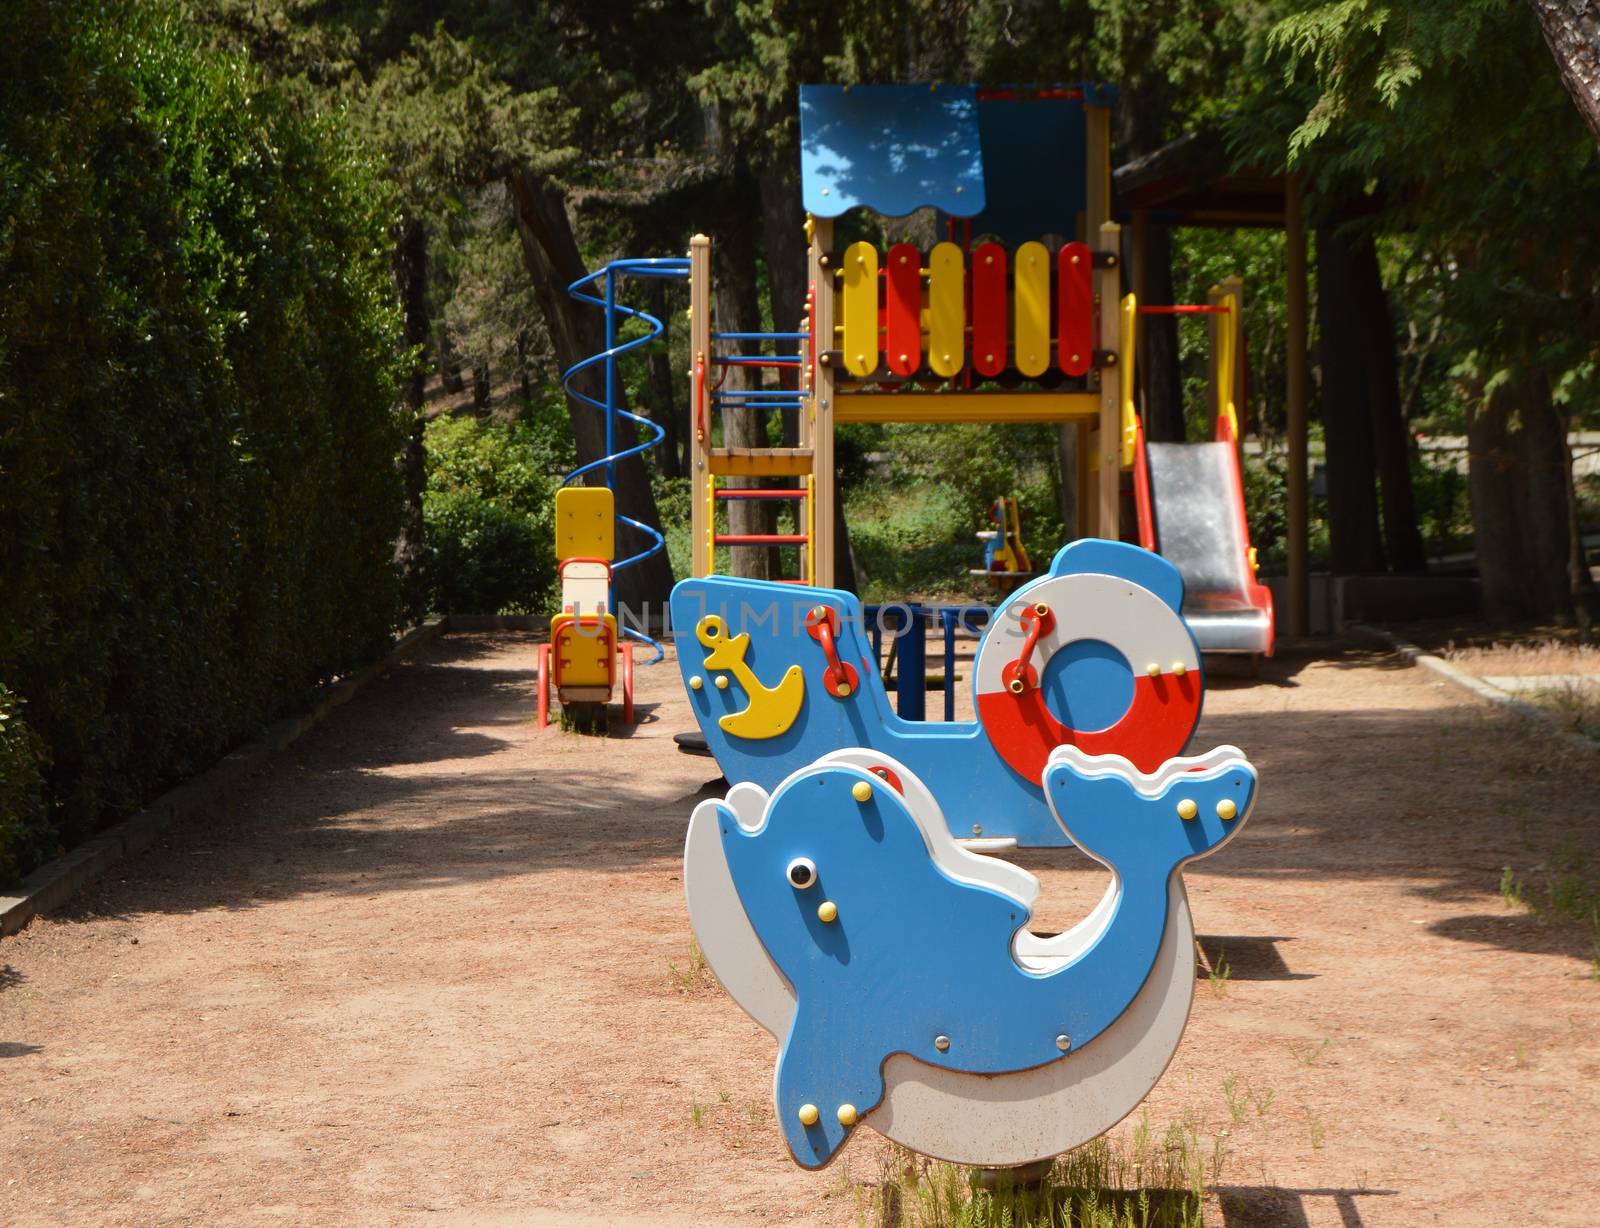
[536,486,634,729]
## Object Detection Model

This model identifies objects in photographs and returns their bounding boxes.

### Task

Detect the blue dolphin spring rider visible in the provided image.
[544,79,1271,1173]
[676,541,1260,1170]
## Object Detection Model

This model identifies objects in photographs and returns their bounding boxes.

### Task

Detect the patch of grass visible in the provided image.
[853,1113,1217,1227]
[1498,842,1600,979]
[1500,866,1527,909]
[1291,1037,1331,1066]
[1196,941,1230,997]
[690,1101,704,1128]
[1442,637,1600,678]
[1301,1106,1327,1150]
[1222,1075,1247,1124]
[666,939,717,994]
[1524,680,1600,744]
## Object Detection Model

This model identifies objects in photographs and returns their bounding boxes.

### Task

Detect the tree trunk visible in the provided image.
[471,364,490,409]
[390,215,428,621]
[1315,224,1387,575]
[438,328,465,395]
[642,280,685,480]
[1466,367,1576,622]
[760,168,808,450]
[1525,0,1600,149]
[505,168,674,617]
[516,330,534,404]
[714,169,779,579]
[1348,232,1427,572]
[1141,226,1186,443]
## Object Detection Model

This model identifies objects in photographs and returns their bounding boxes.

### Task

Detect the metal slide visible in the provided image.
[1141,437,1275,656]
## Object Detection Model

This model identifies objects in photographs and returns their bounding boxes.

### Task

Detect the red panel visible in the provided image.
[976,671,1201,781]
[1057,241,1092,376]
[885,243,922,376]
[971,242,1007,377]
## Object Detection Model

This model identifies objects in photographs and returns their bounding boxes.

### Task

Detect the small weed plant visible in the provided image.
[854,1113,1216,1227]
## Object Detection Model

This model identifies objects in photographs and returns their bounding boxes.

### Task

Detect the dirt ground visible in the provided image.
[2,632,1598,1227]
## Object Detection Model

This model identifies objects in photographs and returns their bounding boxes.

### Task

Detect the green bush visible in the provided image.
[423,414,557,614]
[0,0,406,880]
[0,686,52,884]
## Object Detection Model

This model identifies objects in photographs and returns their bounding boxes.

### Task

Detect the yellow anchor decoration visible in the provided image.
[695,614,805,740]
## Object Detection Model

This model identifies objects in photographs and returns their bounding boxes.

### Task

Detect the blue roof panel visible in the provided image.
[968,95,1088,244]
[800,84,986,219]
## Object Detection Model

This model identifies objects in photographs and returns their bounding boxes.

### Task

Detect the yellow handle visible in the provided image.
[1120,293,1138,469]
[1215,292,1239,439]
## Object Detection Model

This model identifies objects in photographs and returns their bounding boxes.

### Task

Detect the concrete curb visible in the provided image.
[1354,623,1598,755]
[0,618,447,937]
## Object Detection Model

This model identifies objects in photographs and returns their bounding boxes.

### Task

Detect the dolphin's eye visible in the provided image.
[786,857,816,889]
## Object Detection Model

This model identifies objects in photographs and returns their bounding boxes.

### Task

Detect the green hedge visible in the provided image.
[422,414,558,615]
[0,0,407,881]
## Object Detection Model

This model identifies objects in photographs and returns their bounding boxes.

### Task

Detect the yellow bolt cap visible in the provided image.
[714,675,730,690]
[1177,798,1199,820]
[1146,662,1160,677]
[689,675,703,690]
[798,1103,820,1126]
[1217,798,1238,820]
[817,900,838,924]
[837,1103,858,1126]
[851,780,873,803]
[1172,662,1187,676]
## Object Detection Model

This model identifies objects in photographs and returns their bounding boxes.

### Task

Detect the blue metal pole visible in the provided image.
[943,608,957,722]
[604,267,618,613]
[897,606,926,721]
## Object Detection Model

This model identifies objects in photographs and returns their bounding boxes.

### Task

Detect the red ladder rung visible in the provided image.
[714,488,808,500]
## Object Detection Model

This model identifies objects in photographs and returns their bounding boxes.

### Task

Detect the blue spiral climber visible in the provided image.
[561,258,690,662]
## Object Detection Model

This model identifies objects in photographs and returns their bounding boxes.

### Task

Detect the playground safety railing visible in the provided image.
[866,604,992,722]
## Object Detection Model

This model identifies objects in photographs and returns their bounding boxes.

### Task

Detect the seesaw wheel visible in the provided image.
[973,572,1202,778]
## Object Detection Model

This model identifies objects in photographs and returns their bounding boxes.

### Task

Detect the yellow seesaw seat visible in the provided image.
[539,486,634,724]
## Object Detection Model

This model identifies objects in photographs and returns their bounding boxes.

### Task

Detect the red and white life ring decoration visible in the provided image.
[974,572,1201,781]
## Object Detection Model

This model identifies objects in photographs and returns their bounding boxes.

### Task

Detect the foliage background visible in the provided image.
[0,0,408,880]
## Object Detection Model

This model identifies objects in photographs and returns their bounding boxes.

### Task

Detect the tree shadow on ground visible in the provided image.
[50,632,1600,979]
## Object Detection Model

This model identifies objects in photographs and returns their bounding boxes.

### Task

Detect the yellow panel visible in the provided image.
[555,485,615,561]
[1014,241,1050,378]
[841,241,879,377]
[927,243,965,377]
[552,613,616,689]
[834,392,1099,424]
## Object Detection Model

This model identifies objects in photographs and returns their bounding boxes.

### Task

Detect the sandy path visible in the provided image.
[1,633,1596,1227]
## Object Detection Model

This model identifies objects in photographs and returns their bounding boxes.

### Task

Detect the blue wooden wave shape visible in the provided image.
[670,540,1201,848]
[716,749,1257,1167]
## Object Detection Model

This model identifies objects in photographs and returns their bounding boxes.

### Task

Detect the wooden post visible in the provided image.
[1285,178,1310,637]
[1097,220,1123,539]
[1084,105,1111,236]
[1075,103,1115,540]
[689,234,712,577]
[1132,208,1150,426]
[810,217,837,587]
